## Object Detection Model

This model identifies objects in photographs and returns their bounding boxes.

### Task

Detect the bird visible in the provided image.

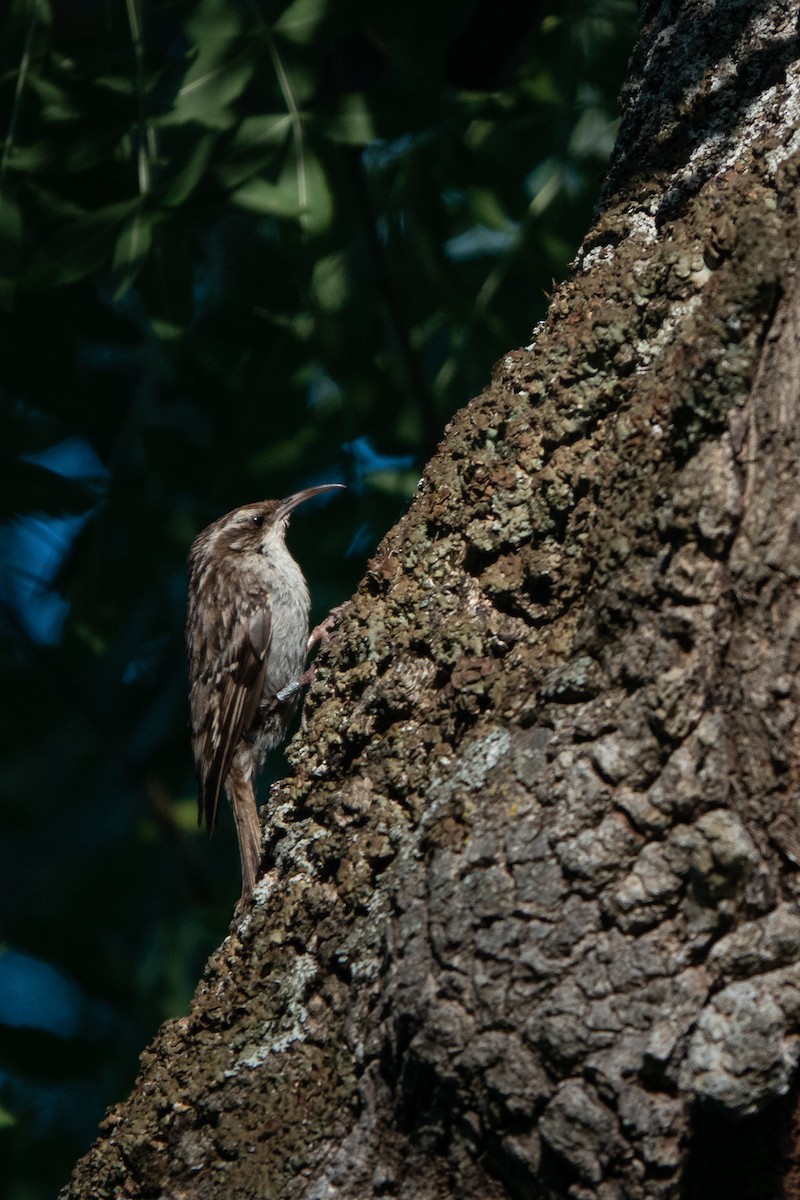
[186,485,344,899]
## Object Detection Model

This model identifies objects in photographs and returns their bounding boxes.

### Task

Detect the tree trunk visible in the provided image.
[63,3,800,1197]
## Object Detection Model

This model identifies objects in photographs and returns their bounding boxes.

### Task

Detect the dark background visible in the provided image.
[0,1,636,1195]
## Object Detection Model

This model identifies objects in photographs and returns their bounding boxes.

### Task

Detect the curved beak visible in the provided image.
[276,483,345,521]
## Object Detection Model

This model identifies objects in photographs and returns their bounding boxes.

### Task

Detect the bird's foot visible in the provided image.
[273,603,346,710]
[306,602,347,654]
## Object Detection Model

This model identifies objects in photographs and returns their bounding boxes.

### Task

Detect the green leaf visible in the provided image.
[171,48,255,130]
[321,95,376,146]
[292,148,332,234]
[93,74,134,97]
[0,195,23,310]
[110,207,154,297]
[230,175,302,218]
[22,198,141,289]
[15,180,85,221]
[311,251,348,312]
[0,194,23,243]
[214,114,293,191]
[230,148,332,233]
[524,156,565,216]
[161,131,217,207]
[185,0,246,40]
[467,186,514,231]
[234,112,296,148]
[272,0,330,45]
[568,108,619,161]
[28,73,83,121]
[2,140,59,173]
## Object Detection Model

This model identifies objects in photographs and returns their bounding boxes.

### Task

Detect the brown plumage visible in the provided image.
[186,485,343,898]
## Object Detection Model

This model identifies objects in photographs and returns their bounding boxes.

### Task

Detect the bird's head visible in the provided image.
[194,484,345,560]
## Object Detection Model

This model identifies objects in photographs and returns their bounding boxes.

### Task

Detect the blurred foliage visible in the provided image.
[0,0,636,1195]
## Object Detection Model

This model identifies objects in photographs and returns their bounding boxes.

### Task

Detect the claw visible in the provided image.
[268,603,346,715]
[306,603,347,654]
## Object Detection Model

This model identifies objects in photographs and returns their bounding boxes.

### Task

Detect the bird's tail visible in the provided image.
[225,767,263,899]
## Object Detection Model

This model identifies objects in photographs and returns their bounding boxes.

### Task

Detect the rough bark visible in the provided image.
[63,2,800,1198]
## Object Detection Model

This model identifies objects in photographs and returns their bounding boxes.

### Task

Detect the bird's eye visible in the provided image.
[251,514,265,528]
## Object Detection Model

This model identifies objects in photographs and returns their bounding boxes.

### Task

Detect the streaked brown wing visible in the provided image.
[194,607,271,830]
